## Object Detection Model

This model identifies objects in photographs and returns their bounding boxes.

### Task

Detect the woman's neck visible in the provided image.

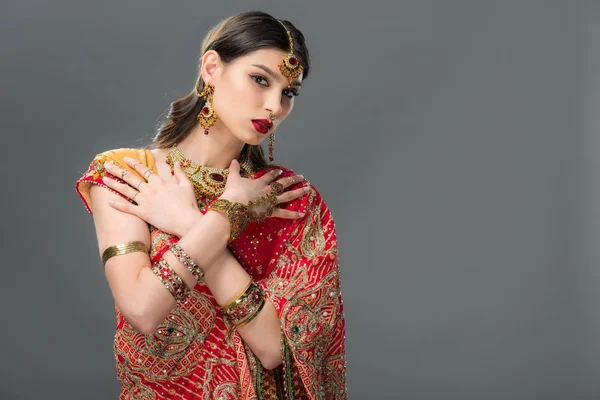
[176,123,245,169]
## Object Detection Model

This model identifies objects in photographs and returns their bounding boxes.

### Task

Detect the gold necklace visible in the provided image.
[166,146,230,199]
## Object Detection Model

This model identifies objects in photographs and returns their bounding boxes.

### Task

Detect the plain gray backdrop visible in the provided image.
[1,0,595,399]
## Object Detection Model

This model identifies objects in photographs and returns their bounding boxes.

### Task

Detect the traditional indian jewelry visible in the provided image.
[120,169,128,179]
[276,20,303,88]
[269,131,275,162]
[270,181,284,196]
[169,242,204,282]
[221,280,266,328]
[132,191,140,202]
[194,78,217,134]
[151,257,190,302]
[143,169,154,179]
[166,146,229,198]
[247,191,278,223]
[136,180,144,190]
[207,198,252,242]
[101,241,148,266]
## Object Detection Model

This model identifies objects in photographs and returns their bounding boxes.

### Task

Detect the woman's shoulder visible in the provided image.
[91,147,155,167]
[75,147,155,215]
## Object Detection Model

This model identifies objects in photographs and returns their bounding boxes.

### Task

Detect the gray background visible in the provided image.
[0,0,594,399]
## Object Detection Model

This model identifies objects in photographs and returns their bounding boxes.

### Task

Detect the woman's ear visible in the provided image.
[200,50,222,85]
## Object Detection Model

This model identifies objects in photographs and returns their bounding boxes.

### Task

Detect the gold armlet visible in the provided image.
[221,281,266,327]
[102,241,148,265]
[207,199,251,242]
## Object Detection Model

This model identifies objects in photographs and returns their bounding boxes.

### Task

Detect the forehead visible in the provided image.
[229,48,304,83]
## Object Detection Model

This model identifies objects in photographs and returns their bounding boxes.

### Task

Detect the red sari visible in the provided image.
[75,148,347,400]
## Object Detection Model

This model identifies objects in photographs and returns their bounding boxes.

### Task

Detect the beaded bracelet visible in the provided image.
[169,242,204,282]
[151,257,190,302]
[221,281,266,327]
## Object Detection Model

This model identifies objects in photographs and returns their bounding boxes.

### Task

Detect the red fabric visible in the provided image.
[75,148,347,399]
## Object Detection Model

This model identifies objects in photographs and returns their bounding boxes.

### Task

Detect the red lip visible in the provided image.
[251,119,273,134]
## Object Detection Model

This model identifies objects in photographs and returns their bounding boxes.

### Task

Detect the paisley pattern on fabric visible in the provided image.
[75,148,346,399]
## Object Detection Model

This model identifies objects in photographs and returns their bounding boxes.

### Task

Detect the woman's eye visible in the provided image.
[283,88,299,98]
[251,75,268,86]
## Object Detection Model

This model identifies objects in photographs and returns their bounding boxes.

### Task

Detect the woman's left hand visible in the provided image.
[103,157,200,238]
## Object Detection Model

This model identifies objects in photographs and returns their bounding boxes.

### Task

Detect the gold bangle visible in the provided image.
[221,279,253,309]
[221,281,266,327]
[151,257,190,302]
[208,199,251,242]
[235,296,266,328]
[102,241,148,265]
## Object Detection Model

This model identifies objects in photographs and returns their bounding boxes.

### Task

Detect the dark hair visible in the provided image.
[150,11,310,171]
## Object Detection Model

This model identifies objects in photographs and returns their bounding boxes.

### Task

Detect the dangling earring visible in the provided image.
[268,111,276,162]
[195,80,217,135]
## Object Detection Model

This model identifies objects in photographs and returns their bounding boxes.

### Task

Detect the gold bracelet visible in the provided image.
[169,242,204,282]
[151,257,190,302]
[236,296,266,328]
[221,281,266,327]
[208,199,251,242]
[102,241,148,265]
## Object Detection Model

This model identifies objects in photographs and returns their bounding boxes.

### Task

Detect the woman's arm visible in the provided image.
[178,217,284,370]
[89,185,226,334]
[92,184,284,368]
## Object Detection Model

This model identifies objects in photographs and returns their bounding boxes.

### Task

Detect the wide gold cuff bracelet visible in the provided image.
[102,241,148,265]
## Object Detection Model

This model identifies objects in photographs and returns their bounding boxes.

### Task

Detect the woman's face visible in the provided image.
[204,48,303,146]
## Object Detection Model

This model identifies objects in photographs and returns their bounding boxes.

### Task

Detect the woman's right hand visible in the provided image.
[221,159,308,219]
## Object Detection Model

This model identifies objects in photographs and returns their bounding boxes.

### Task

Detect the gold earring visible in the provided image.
[196,82,217,135]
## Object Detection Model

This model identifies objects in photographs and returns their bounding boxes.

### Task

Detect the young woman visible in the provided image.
[75,11,346,399]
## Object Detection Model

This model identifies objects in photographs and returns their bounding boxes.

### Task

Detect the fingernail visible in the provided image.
[124,157,133,163]
[298,212,305,218]
[298,175,304,180]
[303,187,309,192]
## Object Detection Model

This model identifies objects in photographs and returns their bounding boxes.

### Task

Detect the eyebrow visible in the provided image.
[251,64,302,88]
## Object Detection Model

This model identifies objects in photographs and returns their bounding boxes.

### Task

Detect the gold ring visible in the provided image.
[270,181,284,196]
[143,170,154,179]
[136,180,144,190]
[132,192,139,202]
[120,169,128,179]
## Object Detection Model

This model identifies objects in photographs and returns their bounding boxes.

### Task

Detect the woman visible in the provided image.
[75,11,346,400]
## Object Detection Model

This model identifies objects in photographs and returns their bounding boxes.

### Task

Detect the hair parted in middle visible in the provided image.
[151,11,310,171]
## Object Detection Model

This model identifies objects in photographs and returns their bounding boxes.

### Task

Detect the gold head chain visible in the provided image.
[277,20,303,87]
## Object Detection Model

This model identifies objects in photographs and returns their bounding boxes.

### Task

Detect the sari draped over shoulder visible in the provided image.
[75,148,347,400]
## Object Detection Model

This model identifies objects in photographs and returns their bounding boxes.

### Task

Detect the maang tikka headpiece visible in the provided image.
[277,20,303,87]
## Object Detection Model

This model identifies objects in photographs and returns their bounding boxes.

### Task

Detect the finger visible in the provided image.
[104,176,139,200]
[107,198,138,216]
[229,159,241,178]
[270,208,305,220]
[259,168,283,184]
[173,162,190,186]
[276,174,305,190]
[104,163,144,191]
[276,186,310,204]
[124,157,160,184]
